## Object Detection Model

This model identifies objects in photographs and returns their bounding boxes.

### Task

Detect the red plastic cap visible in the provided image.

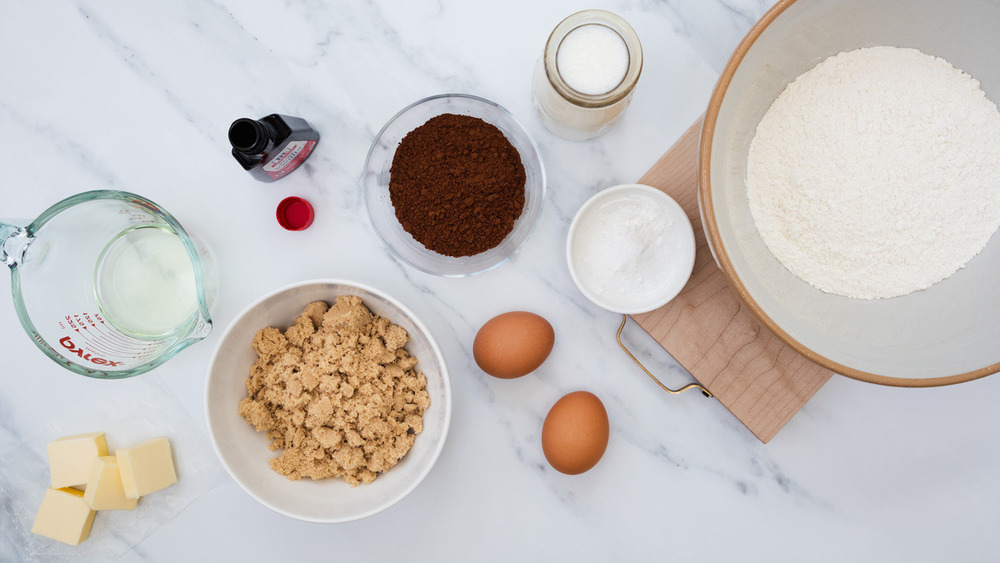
[276,196,315,231]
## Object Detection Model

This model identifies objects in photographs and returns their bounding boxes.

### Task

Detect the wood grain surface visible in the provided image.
[631,119,832,443]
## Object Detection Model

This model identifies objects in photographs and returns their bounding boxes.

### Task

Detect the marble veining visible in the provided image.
[2,0,1000,561]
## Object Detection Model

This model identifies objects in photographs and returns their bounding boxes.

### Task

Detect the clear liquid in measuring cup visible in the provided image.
[94,226,198,338]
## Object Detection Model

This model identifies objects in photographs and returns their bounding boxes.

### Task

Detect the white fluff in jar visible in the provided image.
[531,10,643,141]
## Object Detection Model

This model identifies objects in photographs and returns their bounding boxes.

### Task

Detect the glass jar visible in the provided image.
[531,10,643,141]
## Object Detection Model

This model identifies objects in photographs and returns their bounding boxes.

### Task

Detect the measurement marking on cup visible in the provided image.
[73,328,131,358]
[57,336,123,367]
[92,322,163,356]
[60,312,168,363]
[73,315,134,356]
[82,326,133,356]
[71,327,165,362]
[74,317,124,355]
[66,315,121,356]
[90,321,136,352]
[93,321,166,359]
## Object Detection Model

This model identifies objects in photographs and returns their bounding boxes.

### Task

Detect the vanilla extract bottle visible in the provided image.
[228,114,320,182]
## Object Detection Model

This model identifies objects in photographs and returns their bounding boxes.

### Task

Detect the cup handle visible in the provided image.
[1,221,29,268]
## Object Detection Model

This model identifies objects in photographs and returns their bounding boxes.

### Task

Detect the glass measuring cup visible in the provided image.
[1,190,216,379]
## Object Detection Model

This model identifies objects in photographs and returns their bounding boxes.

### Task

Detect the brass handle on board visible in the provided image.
[616,314,713,398]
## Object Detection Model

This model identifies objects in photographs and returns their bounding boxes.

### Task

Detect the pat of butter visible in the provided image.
[47,433,108,489]
[116,437,177,499]
[84,456,138,511]
[31,487,97,546]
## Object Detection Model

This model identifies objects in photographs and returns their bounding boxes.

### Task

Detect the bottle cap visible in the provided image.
[276,196,315,231]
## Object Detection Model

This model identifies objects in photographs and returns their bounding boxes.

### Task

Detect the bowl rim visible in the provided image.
[204,278,453,522]
[566,183,695,314]
[362,92,546,277]
[698,0,1000,387]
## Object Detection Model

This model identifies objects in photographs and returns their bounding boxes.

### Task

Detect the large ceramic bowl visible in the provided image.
[700,0,1000,386]
[205,280,452,522]
[364,93,546,276]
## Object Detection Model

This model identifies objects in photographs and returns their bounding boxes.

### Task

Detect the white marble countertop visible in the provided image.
[2,1,1000,561]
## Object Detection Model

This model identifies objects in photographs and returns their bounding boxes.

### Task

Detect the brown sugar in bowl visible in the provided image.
[206,279,452,523]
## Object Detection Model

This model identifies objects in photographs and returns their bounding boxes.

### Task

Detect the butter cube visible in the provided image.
[116,437,177,499]
[83,456,137,510]
[31,487,97,546]
[47,433,108,488]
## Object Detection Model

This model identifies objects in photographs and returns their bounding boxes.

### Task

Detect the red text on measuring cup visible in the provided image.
[59,336,122,366]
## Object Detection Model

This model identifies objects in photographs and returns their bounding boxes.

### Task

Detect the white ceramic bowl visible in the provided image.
[567,184,695,314]
[205,280,452,522]
[363,93,546,277]
[700,0,1000,386]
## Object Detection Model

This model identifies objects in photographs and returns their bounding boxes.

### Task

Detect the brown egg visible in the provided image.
[473,312,554,379]
[541,391,609,475]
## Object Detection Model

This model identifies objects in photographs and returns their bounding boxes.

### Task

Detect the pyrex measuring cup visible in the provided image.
[1,190,216,378]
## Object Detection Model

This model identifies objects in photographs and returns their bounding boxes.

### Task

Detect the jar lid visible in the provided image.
[276,196,315,231]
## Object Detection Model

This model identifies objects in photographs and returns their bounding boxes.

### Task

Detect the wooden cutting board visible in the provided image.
[631,119,832,443]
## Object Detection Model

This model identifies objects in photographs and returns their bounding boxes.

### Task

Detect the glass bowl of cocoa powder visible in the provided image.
[364,93,546,276]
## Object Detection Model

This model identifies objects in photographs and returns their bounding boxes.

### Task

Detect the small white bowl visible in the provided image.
[566,184,696,314]
[205,279,452,523]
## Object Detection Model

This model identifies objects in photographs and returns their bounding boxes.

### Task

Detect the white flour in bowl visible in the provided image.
[746,46,1000,299]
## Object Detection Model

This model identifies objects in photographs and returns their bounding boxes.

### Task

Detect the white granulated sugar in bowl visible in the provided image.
[572,193,681,309]
[746,46,1000,299]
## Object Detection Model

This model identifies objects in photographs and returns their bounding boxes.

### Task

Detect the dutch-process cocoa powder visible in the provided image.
[388,113,526,257]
